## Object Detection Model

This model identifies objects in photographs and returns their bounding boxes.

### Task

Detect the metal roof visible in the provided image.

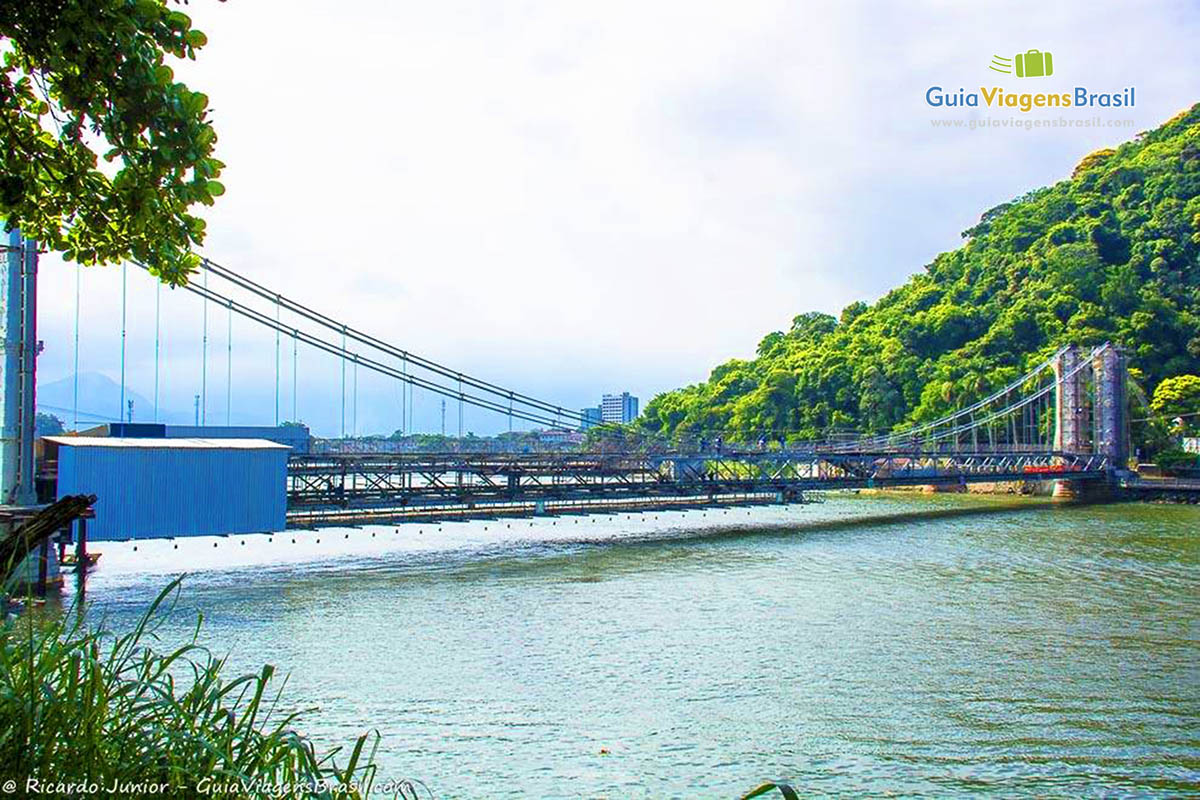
[43,436,291,450]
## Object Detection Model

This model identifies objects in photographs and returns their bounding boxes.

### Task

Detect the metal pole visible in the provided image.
[352,357,358,437]
[120,262,127,423]
[340,327,346,439]
[292,329,297,422]
[75,517,87,578]
[73,263,81,429]
[32,531,58,593]
[226,299,233,424]
[17,238,37,504]
[200,265,208,425]
[274,295,280,426]
[153,281,160,422]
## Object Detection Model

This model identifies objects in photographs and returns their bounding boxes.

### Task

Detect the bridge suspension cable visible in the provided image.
[199,265,207,424]
[119,262,127,422]
[830,343,1113,453]
[196,257,586,427]
[130,257,1106,455]
[848,346,1071,449]
[73,264,80,429]
[226,299,233,424]
[139,262,596,431]
[154,281,161,421]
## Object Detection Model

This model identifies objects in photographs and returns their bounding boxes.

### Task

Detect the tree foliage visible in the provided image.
[1151,374,1200,434]
[0,0,224,285]
[640,104,1200,442]
[34,411,64,436]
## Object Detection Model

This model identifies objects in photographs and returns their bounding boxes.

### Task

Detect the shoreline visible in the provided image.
[860,480,1200,504]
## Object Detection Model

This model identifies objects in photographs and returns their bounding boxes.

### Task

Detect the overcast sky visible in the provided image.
[34,0,1200,436]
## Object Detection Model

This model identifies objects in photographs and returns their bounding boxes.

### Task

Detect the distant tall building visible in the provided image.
[600,392,639,424]
[580,406,603,430]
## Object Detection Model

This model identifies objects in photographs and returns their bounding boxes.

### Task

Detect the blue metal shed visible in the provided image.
[47,437,289,541]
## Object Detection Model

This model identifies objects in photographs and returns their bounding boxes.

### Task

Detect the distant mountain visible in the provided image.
[37,372,183,427]
[639,103,1200,440]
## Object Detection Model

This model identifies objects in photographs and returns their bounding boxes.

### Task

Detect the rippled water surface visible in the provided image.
[79,494,1200,797]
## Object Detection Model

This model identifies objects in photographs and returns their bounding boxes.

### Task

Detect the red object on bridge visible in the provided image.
[1022,464,1083,475]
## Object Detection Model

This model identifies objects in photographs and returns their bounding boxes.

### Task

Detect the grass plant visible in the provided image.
[0,577,381,799]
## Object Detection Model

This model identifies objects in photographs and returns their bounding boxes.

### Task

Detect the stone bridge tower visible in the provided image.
[1053,345,1087,454]
[1053,342,1127,463]
[1092,344,1128,466]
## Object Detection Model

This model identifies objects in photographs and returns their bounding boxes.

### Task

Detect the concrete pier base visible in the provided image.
[4,532,63,596]
[920,483,966,494]
[1051,479,1078,500]
[1052,479,1116,502]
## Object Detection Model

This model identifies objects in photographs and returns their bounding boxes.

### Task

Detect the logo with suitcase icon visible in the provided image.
[989,50,1054,78]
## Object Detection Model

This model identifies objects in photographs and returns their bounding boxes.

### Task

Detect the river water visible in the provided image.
[79,493,1199,797]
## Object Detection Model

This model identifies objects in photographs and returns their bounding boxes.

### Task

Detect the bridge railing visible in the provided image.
[299,440,1074,463]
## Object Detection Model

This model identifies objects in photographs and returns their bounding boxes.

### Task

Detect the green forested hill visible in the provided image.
[639,103,1200,442]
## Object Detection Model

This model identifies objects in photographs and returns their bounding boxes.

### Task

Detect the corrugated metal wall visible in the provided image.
[56,442,288,540]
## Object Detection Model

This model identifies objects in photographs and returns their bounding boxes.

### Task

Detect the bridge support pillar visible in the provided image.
[533,500,546,516]
[670,458,708,482]
[1,230,56,590]
[1052,479,1081,500]
[1093,345,1128,467]
[777,489,803,504]
[1053,345,1087,454]
[1053,479,1115,502]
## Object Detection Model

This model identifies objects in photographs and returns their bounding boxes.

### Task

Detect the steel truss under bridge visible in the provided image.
[286,448,1112,524]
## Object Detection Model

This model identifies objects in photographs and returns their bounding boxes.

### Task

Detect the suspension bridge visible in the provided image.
[283,340,1126,523]
[27,244,1137,527]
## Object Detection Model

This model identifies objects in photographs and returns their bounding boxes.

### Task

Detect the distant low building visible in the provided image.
[601,392,639,424]
[166,424,311,454]
[536,428,584,447]
[75,423,311,454]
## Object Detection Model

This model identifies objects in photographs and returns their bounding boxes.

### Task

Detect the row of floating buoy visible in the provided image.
[130,507,763,550]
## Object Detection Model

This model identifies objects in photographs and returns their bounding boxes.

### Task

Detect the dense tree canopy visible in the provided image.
[1151,374,1200,435]
[0,0,223,284]
[35,411,64,436]
[640,104,1200,443]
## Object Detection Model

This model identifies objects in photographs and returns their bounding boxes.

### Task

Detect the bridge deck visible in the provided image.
[286,449,1111,525]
